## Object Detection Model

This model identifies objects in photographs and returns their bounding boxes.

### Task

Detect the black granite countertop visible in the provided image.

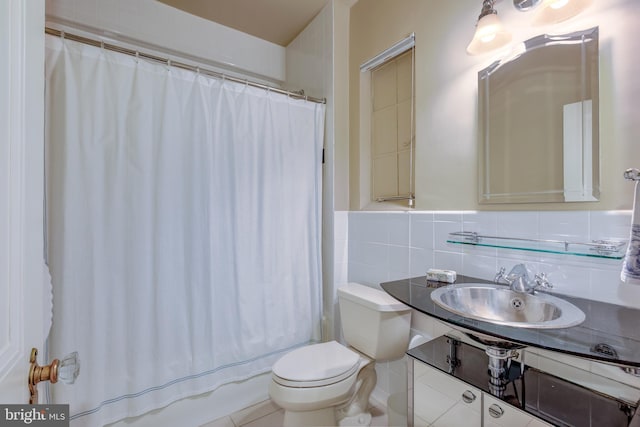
[381,275,640,368]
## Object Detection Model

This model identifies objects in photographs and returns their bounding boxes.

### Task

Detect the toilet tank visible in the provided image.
[337,283,411,361]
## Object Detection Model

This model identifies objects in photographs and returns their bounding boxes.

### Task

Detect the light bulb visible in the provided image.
[532,0,593,25]
[550,0,569,9]
[481,33,497,43]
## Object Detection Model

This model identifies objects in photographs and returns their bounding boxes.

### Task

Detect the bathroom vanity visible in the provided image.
[408,336,630,426]
[381,275,640,426]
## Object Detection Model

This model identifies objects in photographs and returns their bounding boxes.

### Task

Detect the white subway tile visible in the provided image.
[348,261,388,287]
[461,242,497,259]
[388,245,411,278]
[346,209,640,308]
[590,210,632,241]
[538,261,590,299]
[462,253,498,281]
[348,212,386,243]
[387,213,411,246]
[496,248,542,264]
[496,211,540,239]
[348,240,366,264]
[360,242,389,267]
[433,211,463,223]
[589,267,639,306]
[409,248,434,277]
[410,211,435,222]
[410,213,434,249]
[539,211,589,240]
[433,251,463,273]
[434,221,463,252]
[462,211,498,235]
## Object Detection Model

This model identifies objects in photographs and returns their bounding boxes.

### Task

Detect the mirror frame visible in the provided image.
[478,27,599,204]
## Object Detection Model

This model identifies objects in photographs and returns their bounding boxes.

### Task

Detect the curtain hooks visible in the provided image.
[60,30,66,41]
[135,51,140,64]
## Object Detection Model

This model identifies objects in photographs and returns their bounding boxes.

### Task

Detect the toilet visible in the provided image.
[269,282,412,426]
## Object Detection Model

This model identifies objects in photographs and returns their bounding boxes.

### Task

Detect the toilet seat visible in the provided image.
[272,341,361,388]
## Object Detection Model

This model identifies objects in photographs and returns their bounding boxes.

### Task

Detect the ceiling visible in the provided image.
[157,0,330,46]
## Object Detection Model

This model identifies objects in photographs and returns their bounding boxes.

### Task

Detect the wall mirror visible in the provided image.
[478,27,599,204]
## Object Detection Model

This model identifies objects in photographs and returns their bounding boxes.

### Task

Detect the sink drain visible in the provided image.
[510,297,525,310]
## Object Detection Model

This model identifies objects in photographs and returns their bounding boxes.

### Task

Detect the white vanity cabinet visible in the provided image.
[413,359,552,427]
[483,394,553,427]
[413,359,482,426]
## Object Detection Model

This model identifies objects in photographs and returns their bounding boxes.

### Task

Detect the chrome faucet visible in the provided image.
[494,264,553,294]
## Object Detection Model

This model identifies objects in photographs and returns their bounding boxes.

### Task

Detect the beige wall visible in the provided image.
[348,0,640,211]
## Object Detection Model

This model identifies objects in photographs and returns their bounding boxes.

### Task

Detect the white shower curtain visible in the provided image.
[44,35,324,426]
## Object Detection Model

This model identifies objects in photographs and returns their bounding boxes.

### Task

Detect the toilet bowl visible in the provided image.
[269,283,411,427]
[269,341,369,426]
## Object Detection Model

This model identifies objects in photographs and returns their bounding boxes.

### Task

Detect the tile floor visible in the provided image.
[200,398,391,427]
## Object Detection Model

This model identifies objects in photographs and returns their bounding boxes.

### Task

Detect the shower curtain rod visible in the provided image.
[44,27,326,105]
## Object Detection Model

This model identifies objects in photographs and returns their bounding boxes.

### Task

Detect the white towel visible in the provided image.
[621,180,640,284]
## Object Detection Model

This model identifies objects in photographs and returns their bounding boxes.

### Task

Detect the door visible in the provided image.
[0,0,47,403]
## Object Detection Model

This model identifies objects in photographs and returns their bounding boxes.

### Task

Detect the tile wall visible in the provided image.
[341,210,640,307]
[335,209,640,406]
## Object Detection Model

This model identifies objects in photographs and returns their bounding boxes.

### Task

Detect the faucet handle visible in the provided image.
[534,272,553,290]
[494,267,506,283]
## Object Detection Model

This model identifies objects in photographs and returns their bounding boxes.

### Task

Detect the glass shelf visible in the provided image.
[447,231,627,260]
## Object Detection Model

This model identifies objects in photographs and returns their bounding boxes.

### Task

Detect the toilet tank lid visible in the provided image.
[337,283,410,312]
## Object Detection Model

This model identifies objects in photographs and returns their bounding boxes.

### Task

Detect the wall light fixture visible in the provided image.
[468,0,593,55]
[467,0,512,55]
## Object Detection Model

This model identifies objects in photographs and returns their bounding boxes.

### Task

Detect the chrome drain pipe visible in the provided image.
[486,346,518,398]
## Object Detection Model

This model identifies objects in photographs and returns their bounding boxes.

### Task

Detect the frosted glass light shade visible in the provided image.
[467,13,512,55]
[532,0,593,25]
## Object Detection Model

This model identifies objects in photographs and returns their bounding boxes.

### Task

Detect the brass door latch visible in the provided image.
[28,348,80,404]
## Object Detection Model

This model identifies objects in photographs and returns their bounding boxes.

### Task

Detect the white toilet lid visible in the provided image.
[272,341,361,387]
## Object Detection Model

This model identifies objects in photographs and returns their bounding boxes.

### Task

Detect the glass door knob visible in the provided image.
[57,351,80,384]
